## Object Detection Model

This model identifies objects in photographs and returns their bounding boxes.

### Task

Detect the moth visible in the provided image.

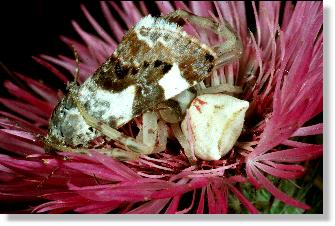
[45,9,248,162]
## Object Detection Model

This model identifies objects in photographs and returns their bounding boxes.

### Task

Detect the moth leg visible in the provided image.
[69,88,155,156]
[163,9,243,67]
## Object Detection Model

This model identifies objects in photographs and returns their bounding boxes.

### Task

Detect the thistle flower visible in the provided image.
[0,1,323,214]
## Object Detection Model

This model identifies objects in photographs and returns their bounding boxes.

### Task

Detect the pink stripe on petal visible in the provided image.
[246,161,261,188]
[32,56,69,83]
[0,112,46,135]
[292,123,323,137]
[211,182,228,214]
[251,2,261,46]
[234,2,248,39]
[250,164,310,210]
[262,160,305,172]
[139,1,149,15]
[59,36,96,66]
[281,1,295,31]
[74,201,121,214]
[190,1,213,17]
[89,150,141,180]
[0,116,31,132]
[121,2,142,24]
[0,155,47,173]
[206,184,216,214]
[156,1,175,15]
[175,1,190,11]
[0,130,45,156]
[216,1,234,26]
[165,195,181,214]
[151,178,209,199]
[80,4,116,48]
[176,190,196,214]
[254,161,304,179]
[225,175,247,184]
[0,129,37,142]
[34,196,90,213]
[63,162,125,182]
[4,81,53,115]
[228,184,259,214]
[282,140,314,148]
[40,192,77,201]
[196,187,206,214]
[67,179,173,192]
[100,2,125,42]
[165,178,190,214]
[57,55,96,78]
[71,21,110,64]
[0,98,48,124]
[139,159,174,172]
[70,187,153,202]
[256,145,322,163]
[127,198,170,214]
[14,72,59,105]
[108,1,132,28]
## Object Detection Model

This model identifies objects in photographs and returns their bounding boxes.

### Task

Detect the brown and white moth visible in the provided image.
[45,10,247,161]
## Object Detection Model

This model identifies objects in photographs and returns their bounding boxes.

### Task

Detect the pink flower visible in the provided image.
[0,1,322,213]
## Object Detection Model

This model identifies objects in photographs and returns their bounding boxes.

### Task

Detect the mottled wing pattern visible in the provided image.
[48,15,217,148]
[85,15,217,127]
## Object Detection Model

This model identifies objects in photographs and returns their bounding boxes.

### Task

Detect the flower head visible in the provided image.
[0,1,322,213]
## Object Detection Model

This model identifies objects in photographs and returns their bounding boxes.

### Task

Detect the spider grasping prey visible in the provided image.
[44,9,249,162]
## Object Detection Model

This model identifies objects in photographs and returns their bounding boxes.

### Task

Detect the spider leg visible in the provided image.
[43,136,139,161]
[164,9,243,67]
[68,86,155,156]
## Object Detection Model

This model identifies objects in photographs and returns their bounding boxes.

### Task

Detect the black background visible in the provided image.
[0,1,166,95]
[0,1,104,94]
[0,1,256,93]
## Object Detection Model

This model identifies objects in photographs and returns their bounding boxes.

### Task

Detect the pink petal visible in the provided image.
[156,1,174,15]
[256,145,323,162]
[63,162,125,182]
[15,72,59,105]
[250,164,309,210]
[89,150,141,180]
[206,184,217,214]
[151,178,209,199]
[211,182,228,214]
[0,130,44,155]
[127,199,170,214]
[292,123,323,137]
[121,2,143,25]
[0,98,48,124]
[254,161,304,179]
[100,2,125,42]
[165,195,180,214]
[228,184,259,214]
[80,4,116,48]
[32,56,69,83]
[196,187,206,214]
[74,201,122,214]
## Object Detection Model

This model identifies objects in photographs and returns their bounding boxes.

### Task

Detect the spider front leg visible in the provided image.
[69,86,156,156]
[164,9,243,67]
[43,137,140,161]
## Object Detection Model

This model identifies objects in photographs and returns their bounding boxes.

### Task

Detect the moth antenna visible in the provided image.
[71,44,80,85]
